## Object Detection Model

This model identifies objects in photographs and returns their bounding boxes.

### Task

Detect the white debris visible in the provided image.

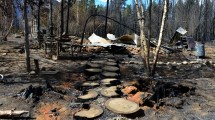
[0,74,3,80]
[88,33,111,44]
[107,33,117,41]
[133,34,140,46]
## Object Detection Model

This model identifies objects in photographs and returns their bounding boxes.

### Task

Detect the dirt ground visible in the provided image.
[0,36,215,120]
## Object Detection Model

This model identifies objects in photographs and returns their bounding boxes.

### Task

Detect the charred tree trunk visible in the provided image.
[60,0,64,39]
[65,0,71,35]
[151,0,168,76]
[24,0,31,72]
[104,0,110,38]
[37,0,41,45]
[49,0,54,36]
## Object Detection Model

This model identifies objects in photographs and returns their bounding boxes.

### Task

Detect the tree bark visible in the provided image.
[24,0,31,72]
[151,0,168,76]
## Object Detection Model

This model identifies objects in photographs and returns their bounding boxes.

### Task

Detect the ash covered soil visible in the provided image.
[0,36,215,120]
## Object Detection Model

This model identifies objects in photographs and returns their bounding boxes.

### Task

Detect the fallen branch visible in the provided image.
[0,110,29,116]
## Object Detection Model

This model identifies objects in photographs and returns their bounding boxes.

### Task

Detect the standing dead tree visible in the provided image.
[135,0,150,76]
[151,0,168,76]
[135,0,168,77]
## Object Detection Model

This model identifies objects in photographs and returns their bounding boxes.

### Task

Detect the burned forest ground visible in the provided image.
[0,36,215,120]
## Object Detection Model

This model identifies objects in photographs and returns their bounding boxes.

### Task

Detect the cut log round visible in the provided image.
[75,104,103,119]
[105,98,140,114]
[87,75,100,81]
[100,86,119,97]
[101,78,121,86]
[86,63,101,68]
[78,90,98,101]
[105,62,118,66]
[90,60,105,64]
[82,82,99,87]
[103,66,120,72]
[107,59,116,62]
[102,72,119,78]
[85,68,102,76]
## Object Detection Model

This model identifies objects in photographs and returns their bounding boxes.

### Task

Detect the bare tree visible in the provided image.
[135,0,150,76]
[151,0,168,76]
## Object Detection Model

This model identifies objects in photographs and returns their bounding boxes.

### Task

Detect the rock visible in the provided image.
[0,103,3,106]
[78,90,98,101]
[75,104,103,119]
[127,92,152,105]
[121,86,137,95]
[101,86,120,97]
[105,98,140,114]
